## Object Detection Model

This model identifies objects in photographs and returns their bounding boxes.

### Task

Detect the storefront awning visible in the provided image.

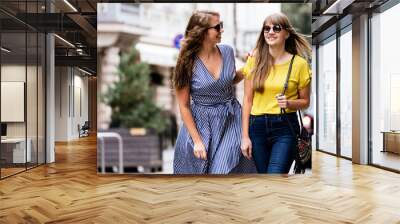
[136,42,246,70]
[135,42,179,67]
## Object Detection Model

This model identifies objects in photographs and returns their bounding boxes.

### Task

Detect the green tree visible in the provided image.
[103,46,169,134]
[282,3,312,36]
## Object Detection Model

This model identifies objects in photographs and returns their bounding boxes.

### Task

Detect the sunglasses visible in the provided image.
[208,22,223,32]
[263,24,285,33]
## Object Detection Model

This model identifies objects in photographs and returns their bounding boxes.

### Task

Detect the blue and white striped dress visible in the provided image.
[173,44,257,174]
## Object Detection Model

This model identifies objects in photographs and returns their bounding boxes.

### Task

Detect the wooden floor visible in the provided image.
[1,167,26,178]
[372,151,400,171]
[1,163,45,178]
[0,135,400,223]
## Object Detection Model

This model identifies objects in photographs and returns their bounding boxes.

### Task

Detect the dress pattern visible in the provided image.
[173,44,257,174]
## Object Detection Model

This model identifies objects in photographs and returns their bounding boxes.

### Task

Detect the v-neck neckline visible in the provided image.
[196,45,224,81]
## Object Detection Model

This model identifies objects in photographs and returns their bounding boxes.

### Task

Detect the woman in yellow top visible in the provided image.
[239,13,311,174]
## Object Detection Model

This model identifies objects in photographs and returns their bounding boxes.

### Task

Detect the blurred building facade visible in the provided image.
[97,3,149,130]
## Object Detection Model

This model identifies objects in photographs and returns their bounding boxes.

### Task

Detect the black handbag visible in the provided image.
[280,55,312,174]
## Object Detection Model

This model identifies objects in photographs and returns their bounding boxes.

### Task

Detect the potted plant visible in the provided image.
[101,45,169,173]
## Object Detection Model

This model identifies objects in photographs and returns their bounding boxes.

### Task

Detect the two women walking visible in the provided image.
[172,10,311,174]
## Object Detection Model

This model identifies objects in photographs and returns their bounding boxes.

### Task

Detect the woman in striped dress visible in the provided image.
[172,10,256,174]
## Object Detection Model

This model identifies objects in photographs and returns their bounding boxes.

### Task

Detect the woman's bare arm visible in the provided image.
[241,78,254,159]
[175,86,206,159]
[289,84,311,109]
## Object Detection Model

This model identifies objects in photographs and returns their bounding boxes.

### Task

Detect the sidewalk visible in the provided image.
[161,146,174,174]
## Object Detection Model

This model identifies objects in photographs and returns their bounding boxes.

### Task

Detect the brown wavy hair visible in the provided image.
[172,10,220,89]
[252,13,311,92]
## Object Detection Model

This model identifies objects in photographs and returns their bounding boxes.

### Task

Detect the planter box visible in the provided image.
[97,128,163,173]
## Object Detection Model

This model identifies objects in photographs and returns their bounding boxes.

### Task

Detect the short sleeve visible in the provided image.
[229,46,236,71]
[298,59,311,90]
[222,44,236,79]
[242,56,255,80]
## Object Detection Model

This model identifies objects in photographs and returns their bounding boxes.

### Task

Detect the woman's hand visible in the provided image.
[240,137,252,160]
[176,86,207,160]
[276,94,289,109]
[233,68,245,84]
[193,140,207,160]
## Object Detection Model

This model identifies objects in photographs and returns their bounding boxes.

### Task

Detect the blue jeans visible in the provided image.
[249,113,299,174]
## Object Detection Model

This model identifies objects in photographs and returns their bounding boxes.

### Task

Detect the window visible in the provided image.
[0,1,46,179]
[339,28,352,158]
[371,3,400,171]
[317,35,337,154]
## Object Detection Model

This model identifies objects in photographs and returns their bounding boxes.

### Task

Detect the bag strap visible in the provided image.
[280,54,296,116]
[281,54,296,96]
[297,110,304,130]
[279,55,304,136]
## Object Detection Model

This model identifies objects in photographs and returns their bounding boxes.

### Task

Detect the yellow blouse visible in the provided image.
[242,55,311,115]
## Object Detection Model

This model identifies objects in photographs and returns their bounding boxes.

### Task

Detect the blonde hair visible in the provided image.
[172,10,219,89]
[252,13,311,92]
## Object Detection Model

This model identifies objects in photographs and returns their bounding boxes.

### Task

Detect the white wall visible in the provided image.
[55,67,89,141]
[55,66,68,141]
[72,73,89,138]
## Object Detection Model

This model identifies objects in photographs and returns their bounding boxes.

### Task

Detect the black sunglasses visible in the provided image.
[263,24,285,33]
[208,22,223,32]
